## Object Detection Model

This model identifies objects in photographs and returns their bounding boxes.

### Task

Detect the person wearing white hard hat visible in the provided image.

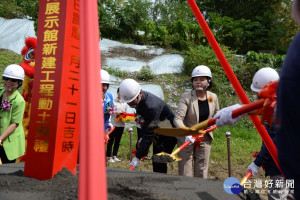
[213,67,293,199]
[119,79,177,173]
[249,68,290,200]
[100,69,114,131]
[276,0,300,199]
[213,67,279,127]
[250,67,280,92]
[0,64,26,164]
[174,65,219,178]
[106,88,127,163]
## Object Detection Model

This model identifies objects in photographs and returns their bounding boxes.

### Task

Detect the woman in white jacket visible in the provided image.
[106,88,127,163]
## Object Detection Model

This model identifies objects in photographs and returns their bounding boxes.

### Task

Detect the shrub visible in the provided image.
[137,65,154,81]
[104,67,128,78]
[234,51,285,90]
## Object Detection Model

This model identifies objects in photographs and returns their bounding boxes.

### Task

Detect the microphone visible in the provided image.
[195,82,209,91]
[5,83,20,92]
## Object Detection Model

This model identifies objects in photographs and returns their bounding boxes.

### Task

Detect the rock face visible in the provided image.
[0,163,242,200]
[0,17,36,54]
[100,38,183,75]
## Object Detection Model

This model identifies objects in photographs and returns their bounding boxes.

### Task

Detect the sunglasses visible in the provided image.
[3,77,18,82]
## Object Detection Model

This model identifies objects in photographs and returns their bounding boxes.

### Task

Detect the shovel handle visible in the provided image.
[204,125,217,132]
[130,165,134,170]
[232,99,265,118]
[178,141,191,151]
[191,118,216,131]
[190,99,267,132]
[106,126,116,136]
[192,99,266,131]
[173,125,216,155]
[240,170,252,186]
[169,140,191,157]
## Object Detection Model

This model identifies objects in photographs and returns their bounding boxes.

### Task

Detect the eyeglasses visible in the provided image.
[3,77,18,82]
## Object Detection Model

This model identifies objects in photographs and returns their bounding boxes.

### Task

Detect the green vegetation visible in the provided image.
[137,65,154,81]
[0,49,23,70]
[0,50,23,88]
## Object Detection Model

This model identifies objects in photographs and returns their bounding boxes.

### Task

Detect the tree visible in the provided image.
[98,0,152,42]
[198,0,296,54]
[0,0,39,31]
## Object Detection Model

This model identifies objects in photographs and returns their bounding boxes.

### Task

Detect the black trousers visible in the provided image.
[106,126,124,157]
[152,134,177,173]
[136,128,142,149]
[0,145,16,164]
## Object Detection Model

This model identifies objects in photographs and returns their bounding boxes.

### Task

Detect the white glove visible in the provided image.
[185,135,195,145]
[213,104,246,127]
[107,123,114,130]
[129,157,140,169]
[247,162,260,176]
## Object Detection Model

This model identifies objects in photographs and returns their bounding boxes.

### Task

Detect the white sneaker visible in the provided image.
[113,157,121,162]
[107,157,115,163]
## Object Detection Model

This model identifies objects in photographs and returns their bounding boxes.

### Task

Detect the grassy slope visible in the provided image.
[0,48,266,188]
[0,49,23,87]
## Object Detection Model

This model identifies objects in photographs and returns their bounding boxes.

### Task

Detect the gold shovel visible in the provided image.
[153,118,215,137]
[153,98,269,137]
[152,125,216,163]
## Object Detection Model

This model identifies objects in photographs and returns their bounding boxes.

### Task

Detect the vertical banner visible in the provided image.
[79,0,108,199]
[24,0,80,180]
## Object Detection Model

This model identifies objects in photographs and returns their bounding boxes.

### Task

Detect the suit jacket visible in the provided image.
[0,89,25,160]
[174,90,219,139]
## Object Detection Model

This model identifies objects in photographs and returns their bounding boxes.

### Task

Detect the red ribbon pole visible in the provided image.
[80,0,108,199]
[187,0,283,176]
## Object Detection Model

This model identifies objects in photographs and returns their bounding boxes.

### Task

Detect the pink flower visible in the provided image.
[2,100,11,111]
[106,106,114,115]
[135,115,145,127]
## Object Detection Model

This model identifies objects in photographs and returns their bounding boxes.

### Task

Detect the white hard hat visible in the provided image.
[100,69,110,84]
[250,67,279,92]
[192,65,212,78]
[2,64,25,81]
[119,79,141,103]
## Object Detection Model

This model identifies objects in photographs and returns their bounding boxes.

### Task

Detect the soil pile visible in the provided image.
[0,163,241,200]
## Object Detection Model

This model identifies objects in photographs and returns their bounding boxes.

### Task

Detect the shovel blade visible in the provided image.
[152,153,174,163]
[152,152,182,163]
[172,155,182,162]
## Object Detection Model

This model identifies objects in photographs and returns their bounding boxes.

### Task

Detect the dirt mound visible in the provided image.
[0,163,243,200]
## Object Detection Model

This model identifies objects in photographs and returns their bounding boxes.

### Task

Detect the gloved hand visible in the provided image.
[185,135,195,145]
[247,162,260,176]
[129,157,140,169]
[213,104,246,127]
